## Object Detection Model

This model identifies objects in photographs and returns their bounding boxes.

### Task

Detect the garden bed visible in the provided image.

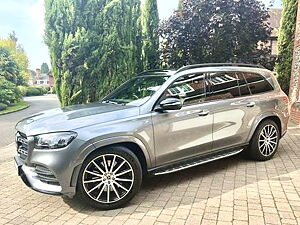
[0,101,30,116]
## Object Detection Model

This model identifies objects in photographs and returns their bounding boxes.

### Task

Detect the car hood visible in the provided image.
[16,102,139,136]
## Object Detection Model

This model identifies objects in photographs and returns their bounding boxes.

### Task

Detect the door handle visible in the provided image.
[246,102,255,108]
[198,110,209,116]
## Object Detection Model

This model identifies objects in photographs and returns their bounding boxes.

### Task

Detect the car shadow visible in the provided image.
[62,124,300,217]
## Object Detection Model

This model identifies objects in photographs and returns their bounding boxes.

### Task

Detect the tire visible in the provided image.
[76,146,142,210]
[247,119,280,161]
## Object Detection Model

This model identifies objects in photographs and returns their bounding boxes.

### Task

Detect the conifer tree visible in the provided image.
[141,0,160,70]
[276,0,298,94]
[45,0,143,106]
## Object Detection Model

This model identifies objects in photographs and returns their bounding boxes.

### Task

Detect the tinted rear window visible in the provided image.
[243,73,273,94]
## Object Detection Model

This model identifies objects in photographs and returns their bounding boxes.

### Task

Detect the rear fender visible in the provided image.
[246,112,283,143]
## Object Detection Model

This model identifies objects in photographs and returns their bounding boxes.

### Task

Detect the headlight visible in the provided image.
[34,132,77,149]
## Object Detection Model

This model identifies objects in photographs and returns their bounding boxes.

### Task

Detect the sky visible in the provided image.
[0,0,283,70]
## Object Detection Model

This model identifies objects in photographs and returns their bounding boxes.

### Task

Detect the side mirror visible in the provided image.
[159,98,182,111]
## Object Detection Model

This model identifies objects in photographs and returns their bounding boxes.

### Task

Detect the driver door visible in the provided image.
[151,73,214,166]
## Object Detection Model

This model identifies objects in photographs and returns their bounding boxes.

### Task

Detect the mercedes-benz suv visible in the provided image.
[14,63,289,209]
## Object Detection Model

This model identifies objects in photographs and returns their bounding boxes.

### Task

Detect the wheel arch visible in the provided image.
[71,137,151,188]
[92,142,149,175]
[79,136,151,171]
[247,113,282,143]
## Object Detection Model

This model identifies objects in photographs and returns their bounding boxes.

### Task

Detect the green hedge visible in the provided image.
[18,86,48,96]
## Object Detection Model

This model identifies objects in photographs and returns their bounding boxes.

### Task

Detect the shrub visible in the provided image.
[0,76,22,105]
[24,86,48,96]
[25,87,40,96]
[17,85,27,96]
[0,103,7,111]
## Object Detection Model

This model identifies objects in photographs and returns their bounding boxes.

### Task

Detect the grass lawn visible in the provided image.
[0,101,30,115]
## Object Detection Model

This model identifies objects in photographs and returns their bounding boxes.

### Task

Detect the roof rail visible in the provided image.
[137,69,175,76]
[176,63,265,73]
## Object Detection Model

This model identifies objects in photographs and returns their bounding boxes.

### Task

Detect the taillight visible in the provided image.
[281,95,289,104]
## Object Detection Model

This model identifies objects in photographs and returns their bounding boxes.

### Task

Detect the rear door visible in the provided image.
[206,71,253,150]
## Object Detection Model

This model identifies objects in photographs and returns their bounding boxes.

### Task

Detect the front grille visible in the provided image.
[35,165,60,186]
[16,132,28,159]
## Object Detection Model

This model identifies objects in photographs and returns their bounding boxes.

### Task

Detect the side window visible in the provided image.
[243,73,273,94]
[206,72,240,101]
[236,72,251,96]
[163,73,206,105]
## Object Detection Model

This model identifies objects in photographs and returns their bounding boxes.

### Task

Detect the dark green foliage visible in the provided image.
[0,103,8,111]
[0,47,22,105]
[0,47,19,84]
[0,76,22,105]
[158,0,272,69]
[141,0,160,70]
[276,0,298,94]
[17,85,47,96]
[45,0,143,106]
[0,36,29,85]
[41,62,50,74]
[25,86,48,96]
[0,34,29,106]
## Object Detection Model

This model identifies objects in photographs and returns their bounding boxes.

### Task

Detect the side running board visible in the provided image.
[150,148,244,176]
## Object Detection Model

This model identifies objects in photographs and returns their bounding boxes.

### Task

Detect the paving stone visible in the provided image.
[0,124,300,224]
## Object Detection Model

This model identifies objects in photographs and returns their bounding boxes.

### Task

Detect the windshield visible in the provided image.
[103,76,169,106]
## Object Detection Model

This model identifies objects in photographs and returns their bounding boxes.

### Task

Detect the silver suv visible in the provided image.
[14,64,289,209]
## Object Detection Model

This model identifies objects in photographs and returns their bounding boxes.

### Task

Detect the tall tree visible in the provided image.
[0,47,19,83]
[41,62,50,73]
[0,47,22,105]
[141,0,160,70]
[8,31,18,42]
[276,0,298,94]
[0,37,29,85]
[158,0,271,69]
[44,0,77,104]
[45,0,142,106]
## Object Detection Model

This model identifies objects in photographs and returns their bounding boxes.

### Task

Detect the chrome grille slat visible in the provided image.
[35,165,53,176]
[34,165,60,186]
[36,174,58,182]
[16,132,28,158]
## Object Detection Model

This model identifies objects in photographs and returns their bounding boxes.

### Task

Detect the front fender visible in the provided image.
[76,136,152,168]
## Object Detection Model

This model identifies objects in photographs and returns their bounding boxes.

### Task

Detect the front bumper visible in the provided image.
[14,155,62,195]
[13,131,94,198]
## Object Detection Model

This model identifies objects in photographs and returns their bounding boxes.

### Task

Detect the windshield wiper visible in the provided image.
[102,100,126,105]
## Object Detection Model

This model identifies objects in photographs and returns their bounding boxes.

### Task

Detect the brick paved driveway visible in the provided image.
[0,124,300,225]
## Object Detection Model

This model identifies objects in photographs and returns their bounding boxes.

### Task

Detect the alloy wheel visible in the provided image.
[258,124,278,157]
[82,154,134,203]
